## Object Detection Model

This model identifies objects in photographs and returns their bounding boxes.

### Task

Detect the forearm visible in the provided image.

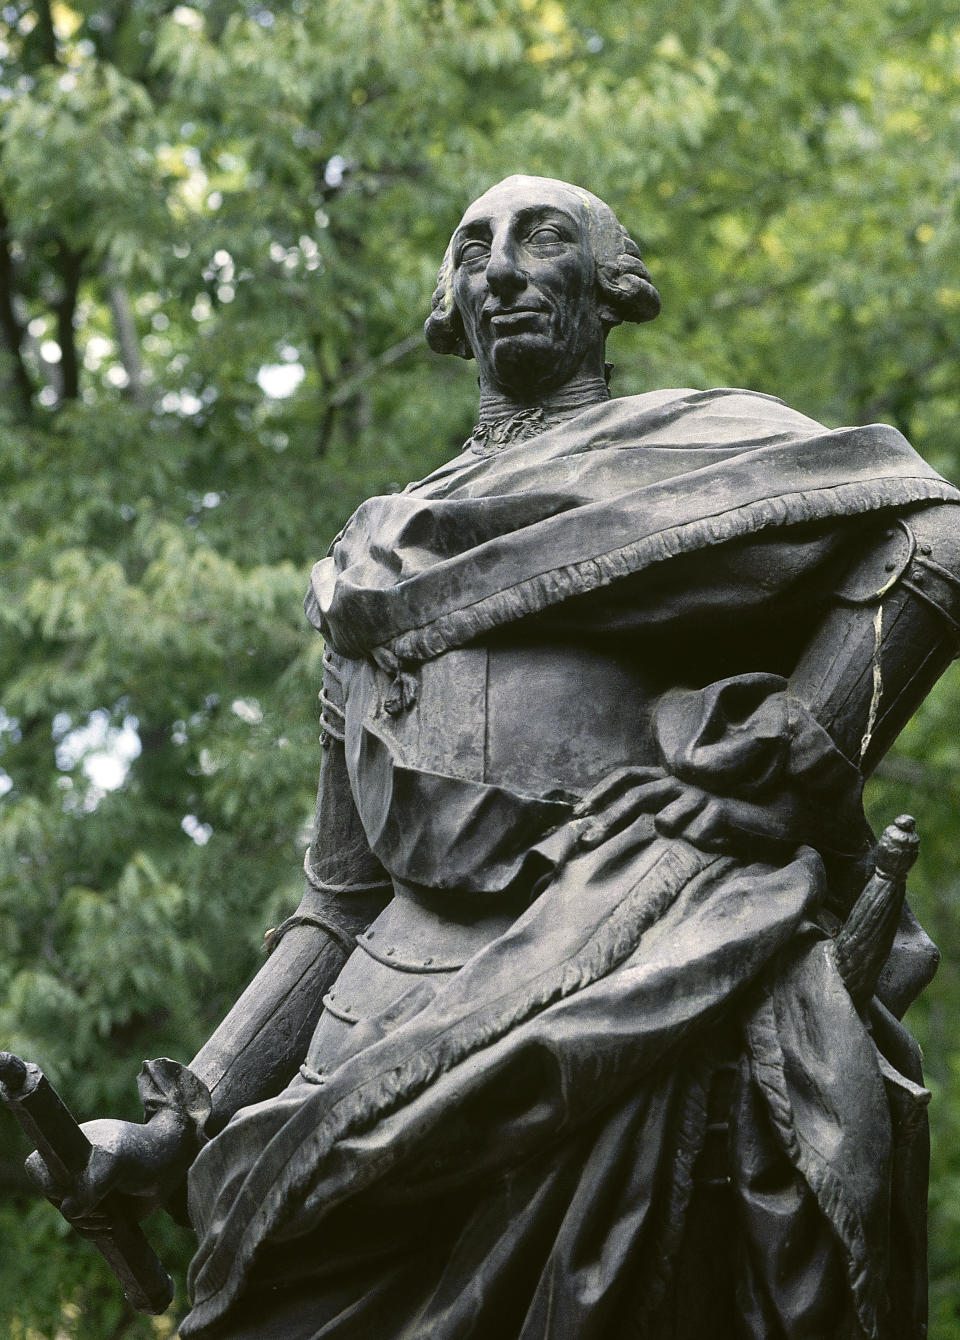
[187,916,350,1134]
[785,503,960,1010]
[640,506,960,868]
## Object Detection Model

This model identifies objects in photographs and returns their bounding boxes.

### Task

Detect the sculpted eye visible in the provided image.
[457,240,489,263]
[527,225,564,245]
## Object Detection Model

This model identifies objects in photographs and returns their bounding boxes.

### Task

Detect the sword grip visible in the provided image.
[0,1052,175,1314]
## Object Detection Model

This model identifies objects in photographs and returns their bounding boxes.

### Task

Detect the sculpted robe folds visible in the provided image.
[179,389,960,1340]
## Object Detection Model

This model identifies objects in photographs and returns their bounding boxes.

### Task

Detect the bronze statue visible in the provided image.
[22,176,960,1338]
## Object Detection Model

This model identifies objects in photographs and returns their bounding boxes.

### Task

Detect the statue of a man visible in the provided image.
[29,177,960,1339]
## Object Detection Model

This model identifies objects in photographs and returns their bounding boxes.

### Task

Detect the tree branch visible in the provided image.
[316,402,337,458]
[329,333,422,407]
[105,270,147,405]
[34,0,59,66]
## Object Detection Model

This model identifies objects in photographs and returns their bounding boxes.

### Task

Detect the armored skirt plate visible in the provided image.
[302,881,521,1075]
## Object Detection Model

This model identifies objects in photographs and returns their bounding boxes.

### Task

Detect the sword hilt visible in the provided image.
[0,1051,174,1314]
[834,815,920,1008]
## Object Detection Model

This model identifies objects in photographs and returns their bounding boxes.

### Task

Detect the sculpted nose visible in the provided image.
[485,237,526,299]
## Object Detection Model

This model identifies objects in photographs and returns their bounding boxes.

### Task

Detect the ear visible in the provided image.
[596,264,661,327]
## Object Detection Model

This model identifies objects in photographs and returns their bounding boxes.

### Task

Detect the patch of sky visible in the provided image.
[54,710,142,791]
[231,697,263,724]
[182,814,213,845]
[257,361,304,398]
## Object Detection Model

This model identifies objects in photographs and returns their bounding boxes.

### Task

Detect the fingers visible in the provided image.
[27,1117,188,1233]
[576,770,795,857]
[657,795,797,854]
[653,789,709,837]
[673,800,730,852]
[573,766,667,819]
[579,776,682,849]
[60,1145,122,1219]
[24,1150,63,1203]
[26,1149,116,1223]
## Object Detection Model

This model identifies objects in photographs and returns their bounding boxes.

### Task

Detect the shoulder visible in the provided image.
[602,386,830,448]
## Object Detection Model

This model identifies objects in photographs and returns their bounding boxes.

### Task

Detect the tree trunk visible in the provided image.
[55,244,85,401]
[0,200,35,417]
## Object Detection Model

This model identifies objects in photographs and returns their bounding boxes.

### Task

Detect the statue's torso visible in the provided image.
[309,637,666,1072]
[307,498,960,1088]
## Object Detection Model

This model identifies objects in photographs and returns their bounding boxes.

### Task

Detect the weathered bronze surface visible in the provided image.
[25,177,960,1338]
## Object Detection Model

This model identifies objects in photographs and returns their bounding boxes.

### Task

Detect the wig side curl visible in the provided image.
[424,245,469,358]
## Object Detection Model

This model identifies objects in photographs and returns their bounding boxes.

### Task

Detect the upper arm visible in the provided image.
[789,502,960,774]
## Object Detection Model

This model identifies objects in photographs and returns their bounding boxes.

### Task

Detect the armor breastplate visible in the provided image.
[342,642,658,792]
[339,642,659,893]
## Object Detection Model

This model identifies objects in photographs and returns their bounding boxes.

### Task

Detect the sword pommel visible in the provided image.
[0,1051,28,1095]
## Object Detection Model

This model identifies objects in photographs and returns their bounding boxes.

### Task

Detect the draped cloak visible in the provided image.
[180,388,960,1340]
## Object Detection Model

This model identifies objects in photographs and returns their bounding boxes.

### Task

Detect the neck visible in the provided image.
[477,369,610,427]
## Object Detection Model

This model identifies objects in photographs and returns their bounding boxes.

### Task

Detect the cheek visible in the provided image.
[565,257,595,299]
[452,273,482,328]
[547,264,598,333]
[541,255,593,302]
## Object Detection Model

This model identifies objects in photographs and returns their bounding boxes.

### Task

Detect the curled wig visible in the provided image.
[424,176,661,360]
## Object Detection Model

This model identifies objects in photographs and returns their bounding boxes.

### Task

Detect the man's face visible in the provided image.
[450,178,605,397]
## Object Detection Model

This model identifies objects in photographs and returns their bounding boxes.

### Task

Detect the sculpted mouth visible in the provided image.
[487,307,549,331]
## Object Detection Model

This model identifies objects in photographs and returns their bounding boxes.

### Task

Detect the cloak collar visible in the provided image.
[307,387,959,665]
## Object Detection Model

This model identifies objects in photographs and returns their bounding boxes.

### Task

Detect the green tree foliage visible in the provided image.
[1,1,959,1334]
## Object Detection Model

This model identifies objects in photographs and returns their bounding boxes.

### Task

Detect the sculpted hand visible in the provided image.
[573,765,797,855]
[26,1109,196,1231]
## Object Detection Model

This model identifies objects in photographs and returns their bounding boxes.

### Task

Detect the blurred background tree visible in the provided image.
[1,1,958,1334]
